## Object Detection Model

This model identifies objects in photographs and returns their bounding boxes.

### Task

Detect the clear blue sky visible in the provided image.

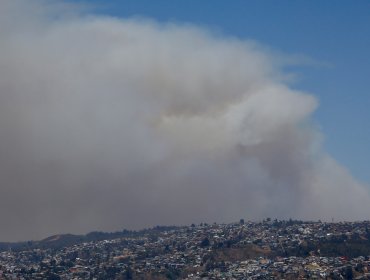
[73,0,370,184]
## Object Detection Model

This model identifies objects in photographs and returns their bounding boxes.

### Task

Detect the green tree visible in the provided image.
[200,237,210,247]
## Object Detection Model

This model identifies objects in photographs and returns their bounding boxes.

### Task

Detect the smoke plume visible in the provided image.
[0,0,369,241]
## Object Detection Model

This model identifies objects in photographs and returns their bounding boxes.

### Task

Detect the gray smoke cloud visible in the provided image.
[1,0,369,241]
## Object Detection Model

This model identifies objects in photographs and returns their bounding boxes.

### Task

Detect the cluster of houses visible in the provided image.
[197,255,370,279]
[1,220,370,279]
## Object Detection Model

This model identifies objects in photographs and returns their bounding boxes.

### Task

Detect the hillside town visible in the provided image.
[1,220,370,279]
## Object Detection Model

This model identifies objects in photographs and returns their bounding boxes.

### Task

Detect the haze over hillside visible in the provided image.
[0,0,370,241]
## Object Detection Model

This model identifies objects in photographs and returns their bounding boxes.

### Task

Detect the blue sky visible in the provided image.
[74,0,370,184]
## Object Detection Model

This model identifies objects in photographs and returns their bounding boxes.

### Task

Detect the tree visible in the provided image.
[46,273,60,280]
[123,266,133,280]
[200,237,210,247]
[344,265,353,280]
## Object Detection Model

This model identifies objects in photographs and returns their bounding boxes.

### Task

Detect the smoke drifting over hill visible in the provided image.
[1,0,369,241]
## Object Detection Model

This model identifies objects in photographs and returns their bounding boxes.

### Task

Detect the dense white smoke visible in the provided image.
[1,0,369,241]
